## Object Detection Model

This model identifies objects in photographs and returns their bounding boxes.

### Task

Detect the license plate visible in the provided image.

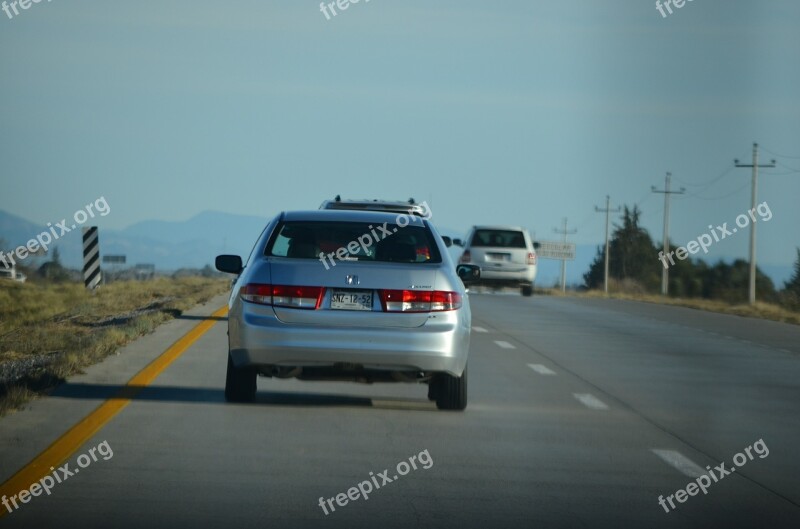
[486,253,510,262]
[330,289,373,311]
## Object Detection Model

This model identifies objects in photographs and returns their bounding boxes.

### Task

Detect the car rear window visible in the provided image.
[266,221,442,263]
[470,229,527,248]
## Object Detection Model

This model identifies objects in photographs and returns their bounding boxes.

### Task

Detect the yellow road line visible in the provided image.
[0,305,228,516]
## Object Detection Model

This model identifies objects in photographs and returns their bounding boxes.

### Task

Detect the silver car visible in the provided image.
[216,209,480,410]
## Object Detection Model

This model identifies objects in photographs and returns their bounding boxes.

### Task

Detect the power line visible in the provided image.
[594,196,621,294]
[633,189,653,208]
[682,181,750,200]
[734,143,776,305]
[672,164,735,189]
[553,218,577,293]
[761,146,800,160]
[775,161,800,172]
[652,172,685,296]
[762,169,800,176]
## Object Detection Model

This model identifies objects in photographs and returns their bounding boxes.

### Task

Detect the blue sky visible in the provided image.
[1,1,799,278]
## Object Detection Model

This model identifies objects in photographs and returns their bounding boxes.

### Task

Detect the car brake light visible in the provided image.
[379,290,462,312]
[460,250,471,263]
[527,252,537,265]
[240,284,324,309]
[431,291,462,311]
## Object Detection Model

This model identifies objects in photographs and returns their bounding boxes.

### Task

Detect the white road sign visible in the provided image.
[536,241,576,260]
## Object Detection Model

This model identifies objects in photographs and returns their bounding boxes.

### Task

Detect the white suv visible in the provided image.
[459,226,538,296]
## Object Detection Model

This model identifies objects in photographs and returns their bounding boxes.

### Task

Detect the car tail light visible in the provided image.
[527,252,537,265]
[240,284,324,309]
[430,291,462,311]
[379,290,462,312]
[460,250,471,263]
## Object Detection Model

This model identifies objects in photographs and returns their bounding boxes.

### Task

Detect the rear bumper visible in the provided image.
[473,266,536,285]
[228,302,471,377]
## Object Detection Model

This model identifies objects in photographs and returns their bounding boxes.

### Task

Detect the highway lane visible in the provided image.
[471,294,800,505]
[1,293,799,528]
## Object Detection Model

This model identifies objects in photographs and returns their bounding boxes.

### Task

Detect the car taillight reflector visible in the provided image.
[527,252,537,265]
[379,290,462,312]
[240,284,324,309]
[460,250,471,263]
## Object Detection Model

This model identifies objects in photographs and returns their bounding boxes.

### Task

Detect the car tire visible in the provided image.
[521,284,533,297]
[434,366,467,411]
[427,380,439,401]
[225,352,256,403]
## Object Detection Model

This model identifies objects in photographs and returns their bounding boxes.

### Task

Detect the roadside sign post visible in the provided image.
[536,241,576,291]
[102,255,127,283]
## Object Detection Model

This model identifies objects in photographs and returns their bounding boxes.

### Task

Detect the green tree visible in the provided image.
[584,205,660,292]
[38,245,70,282]
[785,248,800,296]
[696,259,776,303]
[782,248,800,308]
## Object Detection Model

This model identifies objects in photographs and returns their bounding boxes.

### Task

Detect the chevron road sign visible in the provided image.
[82,227,102,289]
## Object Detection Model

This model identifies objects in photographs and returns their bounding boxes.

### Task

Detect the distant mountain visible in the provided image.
[121,211,268,248]
[0,210,794,286]
[0,210,267,272]
[0,210,42,248]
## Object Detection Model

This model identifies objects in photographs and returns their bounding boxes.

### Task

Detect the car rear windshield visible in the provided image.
[470,229,527,248]
[266,221,442,263]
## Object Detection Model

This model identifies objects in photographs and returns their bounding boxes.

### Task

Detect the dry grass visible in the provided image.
[545,282,800,326]
[0,277,229,416]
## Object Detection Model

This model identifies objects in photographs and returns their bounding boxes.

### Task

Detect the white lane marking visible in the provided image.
[573,393,609,410]
[472,326,489,333]
[494,340,515,349]
[528,364,556,375]
[651,449,706,478]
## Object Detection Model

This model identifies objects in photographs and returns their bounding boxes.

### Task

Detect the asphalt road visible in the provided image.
[1,292,799,529]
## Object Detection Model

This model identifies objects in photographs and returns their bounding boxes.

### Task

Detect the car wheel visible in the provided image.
[434,365,467,411]
[521,284,533,297]
[427,380,439,401]
[225,352,256,403]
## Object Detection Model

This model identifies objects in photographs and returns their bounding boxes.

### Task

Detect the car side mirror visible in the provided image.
[215,255,243,275]
[442,236,453,248]
[533,241,540,249]
[452,238,464,247]
[456,264,480,284]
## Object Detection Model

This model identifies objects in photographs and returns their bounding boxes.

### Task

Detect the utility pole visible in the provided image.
[553,218,577,293]
[595,196,620,294]
[735,143,775,305]
[652,172,685,296]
